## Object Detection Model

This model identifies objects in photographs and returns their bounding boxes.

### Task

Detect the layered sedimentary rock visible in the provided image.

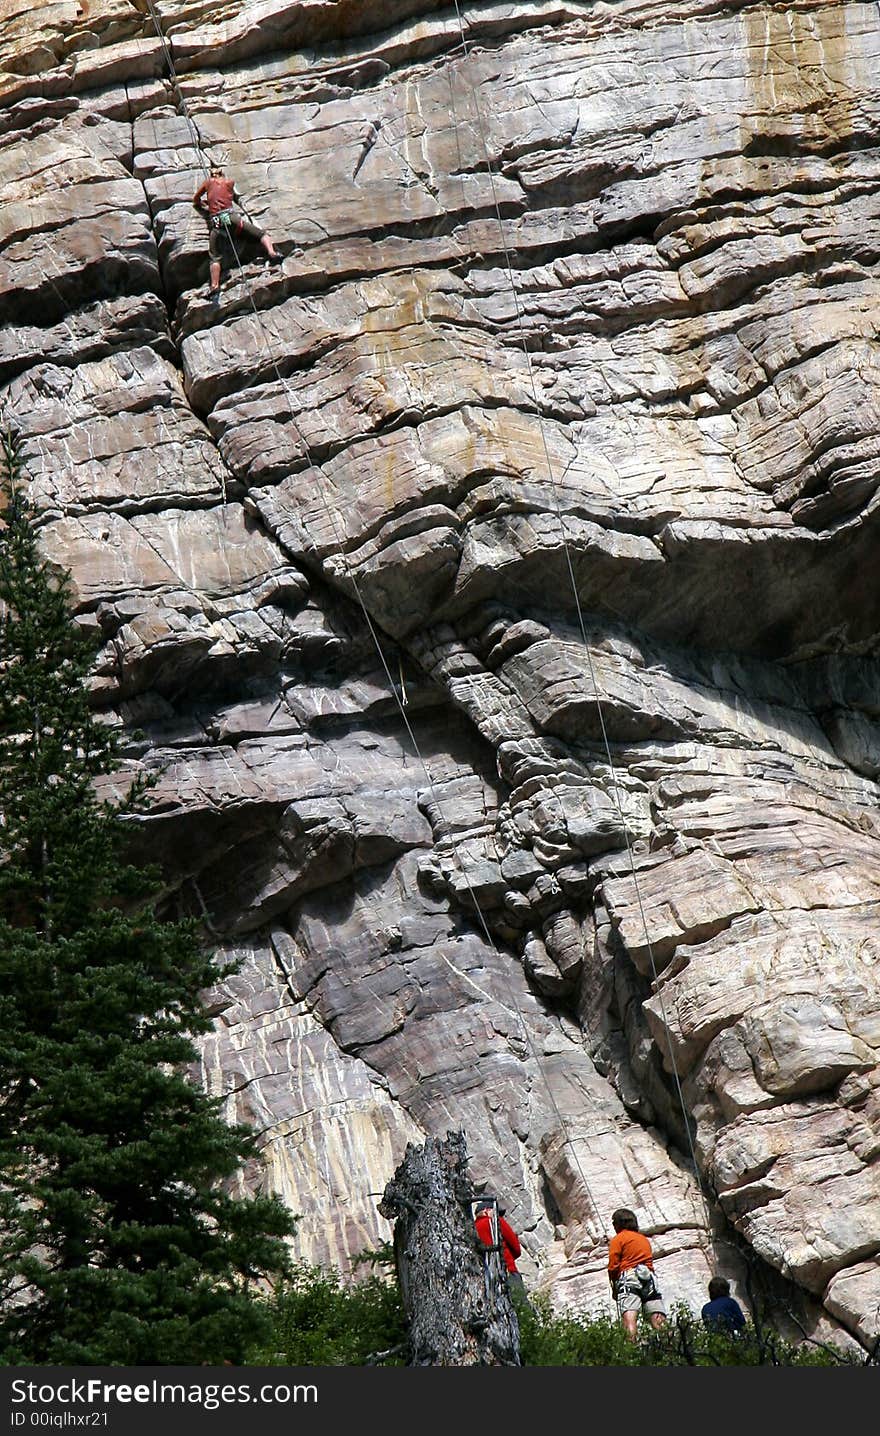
[2,0,879,1347]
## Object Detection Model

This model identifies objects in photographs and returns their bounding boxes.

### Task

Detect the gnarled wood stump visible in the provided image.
[379,1130,521,1366]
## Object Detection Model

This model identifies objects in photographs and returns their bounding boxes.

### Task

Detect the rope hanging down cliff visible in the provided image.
[139,0,713,1266]
[207,218,613,1243]
[138,0,616,1250]
[447,0,719,1244]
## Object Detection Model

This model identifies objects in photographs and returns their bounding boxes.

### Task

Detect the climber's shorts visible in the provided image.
[208,208,265,259]
[615,1280,666,1318]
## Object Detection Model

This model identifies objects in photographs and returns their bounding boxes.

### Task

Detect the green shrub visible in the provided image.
[517,1296,858,1367]
[516,1292,641,1366]
[249,1262,407,1366]
[251,1269,859,1366]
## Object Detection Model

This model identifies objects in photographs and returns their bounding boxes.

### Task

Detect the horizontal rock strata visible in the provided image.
[2,0,878,1347]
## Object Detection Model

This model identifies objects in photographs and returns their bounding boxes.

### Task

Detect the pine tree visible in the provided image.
[0,428,294,1364]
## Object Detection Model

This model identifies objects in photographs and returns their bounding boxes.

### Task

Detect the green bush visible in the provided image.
[251,1268,860,1366]
[516,1295,858,1367]
[249,1262,407,1366]
[516,1293,642,1366]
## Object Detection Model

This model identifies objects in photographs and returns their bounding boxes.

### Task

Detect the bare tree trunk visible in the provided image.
[378,1130,521,1366]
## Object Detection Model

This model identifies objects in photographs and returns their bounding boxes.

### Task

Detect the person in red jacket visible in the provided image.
[474,1200,525,1297]
[193,167,283,298]
[607,1207,667,1341]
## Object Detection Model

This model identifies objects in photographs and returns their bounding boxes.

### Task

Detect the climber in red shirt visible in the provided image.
[192,168,283,299]
[474,1200,525,1297]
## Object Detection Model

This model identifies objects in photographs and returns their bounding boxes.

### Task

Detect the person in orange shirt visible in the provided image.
[192,168,283,298]
[607,1207,667,1341]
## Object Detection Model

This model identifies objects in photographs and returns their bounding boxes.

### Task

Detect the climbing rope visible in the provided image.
[135,0,619,1249]
[215,214,613,1242]
[136,0,718,1268]
[145,0,435,209]
[447,0,721,1244]
[143,0,210,179]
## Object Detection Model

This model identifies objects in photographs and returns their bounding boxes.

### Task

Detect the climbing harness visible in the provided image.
[625,1262,662,1301]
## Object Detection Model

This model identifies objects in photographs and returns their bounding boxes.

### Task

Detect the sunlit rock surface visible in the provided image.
[3,0,879,1348]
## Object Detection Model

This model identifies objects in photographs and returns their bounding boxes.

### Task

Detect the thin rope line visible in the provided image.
[227,232,612,1240]
[144,0,210,179]
[142,0,619,1243]
[210,221,611,1237]
[144,0,431,195]
[449,0,717,1241]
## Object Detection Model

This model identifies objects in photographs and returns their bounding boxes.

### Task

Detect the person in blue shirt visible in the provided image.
[701,1276,746,1334]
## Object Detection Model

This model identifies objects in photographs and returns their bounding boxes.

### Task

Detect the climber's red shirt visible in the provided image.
[475,1212,521,1273]
[608,1229,654,1280]
[193,176,236,216]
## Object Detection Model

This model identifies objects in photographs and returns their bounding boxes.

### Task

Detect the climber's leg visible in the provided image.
[236,214,282,263]
[207,225,223,292]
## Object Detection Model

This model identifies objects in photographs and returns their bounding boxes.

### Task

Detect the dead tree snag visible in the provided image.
[378,1130,521,1366]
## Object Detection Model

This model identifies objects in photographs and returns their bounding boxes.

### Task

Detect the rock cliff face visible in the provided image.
[2,0,879,1347]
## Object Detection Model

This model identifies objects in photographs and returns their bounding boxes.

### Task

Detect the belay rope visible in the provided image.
[138,0,728,1290]
[446,3,811,1319]
[448,0,721,1243]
